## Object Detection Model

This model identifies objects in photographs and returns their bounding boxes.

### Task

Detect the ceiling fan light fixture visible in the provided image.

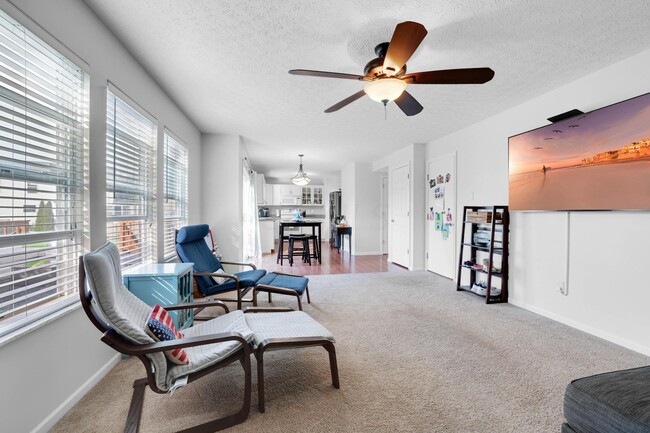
[364,78,407,103]
[291,154,311,186]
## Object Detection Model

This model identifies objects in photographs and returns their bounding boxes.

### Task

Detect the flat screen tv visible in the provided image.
[508,92,650,211]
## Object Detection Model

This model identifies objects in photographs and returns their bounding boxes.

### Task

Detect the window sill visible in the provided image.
[0,302,81,349]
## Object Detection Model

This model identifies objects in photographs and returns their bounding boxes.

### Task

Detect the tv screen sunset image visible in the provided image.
[509,92,650,211]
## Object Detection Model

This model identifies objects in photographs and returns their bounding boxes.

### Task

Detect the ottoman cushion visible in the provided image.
[256,272,308,295]
[564,365,650,433]
[244,311,334,349]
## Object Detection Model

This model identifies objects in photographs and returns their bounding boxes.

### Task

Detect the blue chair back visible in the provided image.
[176,224,224,294]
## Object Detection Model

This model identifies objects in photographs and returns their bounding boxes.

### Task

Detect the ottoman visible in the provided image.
[563,365,650,433]
[244,309,339,412]
[254,272,311,310]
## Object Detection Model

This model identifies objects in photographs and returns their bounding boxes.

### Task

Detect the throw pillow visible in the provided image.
[212,268,229,284]
[145,304,190,365]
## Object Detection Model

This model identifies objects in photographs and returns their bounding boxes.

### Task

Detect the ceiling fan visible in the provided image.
[289,21,494,116]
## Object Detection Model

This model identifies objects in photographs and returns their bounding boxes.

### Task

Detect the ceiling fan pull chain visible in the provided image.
[383,100,388,120]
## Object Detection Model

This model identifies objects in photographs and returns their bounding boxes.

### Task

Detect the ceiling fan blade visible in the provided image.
[383,21,428,76]
[394,91,423,116]
[324,90,366,113]
[402,68,495,84]
[289,69,368,81]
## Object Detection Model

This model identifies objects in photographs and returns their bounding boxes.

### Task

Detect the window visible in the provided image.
[0,10,88,335]
[106,90,156,269]
[163,131,188,260]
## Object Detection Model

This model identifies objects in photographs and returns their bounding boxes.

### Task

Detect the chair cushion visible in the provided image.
[256,272,309,295]
[212,269,267,292]
[176,224,210,243]
[83,242,168,390]
[176,225,225,294]
[244,311,334,349]
[167,310,254,384]
[564,365,650,433]
[145,305,190,365]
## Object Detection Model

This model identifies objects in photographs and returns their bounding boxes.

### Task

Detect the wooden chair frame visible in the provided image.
[79,258,252,433]
[192,260,258,311]
[242,307,339,413]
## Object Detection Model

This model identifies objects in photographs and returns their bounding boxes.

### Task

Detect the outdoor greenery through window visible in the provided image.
[106,90,156,269]
[163,130,188,260]
[0,10,88,336]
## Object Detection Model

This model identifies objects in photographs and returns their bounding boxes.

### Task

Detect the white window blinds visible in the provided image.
[0,10,88,335]
[163,131,188,260]
[106,90,156,269]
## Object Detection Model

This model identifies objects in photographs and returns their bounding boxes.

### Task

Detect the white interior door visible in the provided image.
[390,164,410,267]
[426,153,456,279]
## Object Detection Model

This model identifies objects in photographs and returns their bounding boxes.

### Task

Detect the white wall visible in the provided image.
[0,1,202,431]
[340,163,354,252]
[340,163,382,254]
[201,134,245,262]
[353,163,382,255]
[426,48,650,355]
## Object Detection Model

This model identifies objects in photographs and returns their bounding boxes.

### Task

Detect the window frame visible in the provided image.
[105,84,157,270]
[0,7,89,339]
[162,128,188,261]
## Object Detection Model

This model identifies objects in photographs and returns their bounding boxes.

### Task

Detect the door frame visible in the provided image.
[379,175,388,255]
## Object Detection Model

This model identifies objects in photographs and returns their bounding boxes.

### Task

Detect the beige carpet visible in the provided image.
[52,272,648,433]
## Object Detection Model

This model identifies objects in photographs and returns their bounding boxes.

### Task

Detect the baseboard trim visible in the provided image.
[510,298,650,356]
[352,251,383,256]
[31,353,121,433]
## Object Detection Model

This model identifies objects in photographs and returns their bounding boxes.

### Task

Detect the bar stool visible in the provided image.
[305,234,320,262]
[276,235,291,265]
[288,234,311,266]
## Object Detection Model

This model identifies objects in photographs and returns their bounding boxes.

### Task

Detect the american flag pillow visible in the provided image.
[145,304,190,365]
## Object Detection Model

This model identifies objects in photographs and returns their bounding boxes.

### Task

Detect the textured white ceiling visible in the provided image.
[83,0,650,182]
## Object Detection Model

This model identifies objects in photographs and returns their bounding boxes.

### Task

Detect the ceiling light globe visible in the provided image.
[291,176,310,186]
[363,78,407,103]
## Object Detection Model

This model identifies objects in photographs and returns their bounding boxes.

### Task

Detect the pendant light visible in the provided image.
[291,154,311,186]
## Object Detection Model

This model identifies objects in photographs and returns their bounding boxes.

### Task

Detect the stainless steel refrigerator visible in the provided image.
[329,190,342,248]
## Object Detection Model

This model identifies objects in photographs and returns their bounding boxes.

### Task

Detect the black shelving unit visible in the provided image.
[456,205,509,304]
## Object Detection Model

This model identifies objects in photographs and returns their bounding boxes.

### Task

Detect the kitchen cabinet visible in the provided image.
[273,219,280,240]
[272,184,282,205]
[260,219,275,253]
[268,184,325,206]
[280,185,302,205]
[299,185,323,205]
[264,184,273,205]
